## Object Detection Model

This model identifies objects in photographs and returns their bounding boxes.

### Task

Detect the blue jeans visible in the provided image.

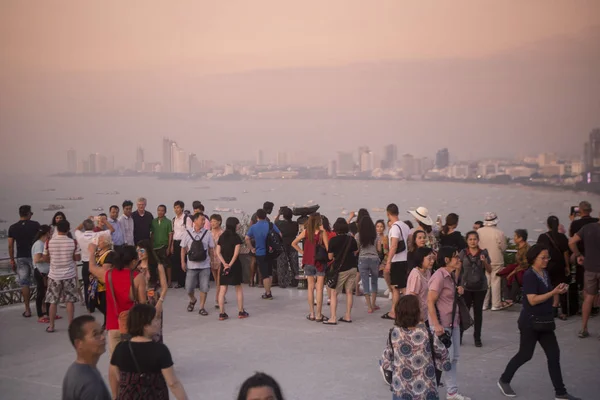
[444,328,461,396]
[358,256,379,295]
[185,268,211,294]
[16,258,34,286]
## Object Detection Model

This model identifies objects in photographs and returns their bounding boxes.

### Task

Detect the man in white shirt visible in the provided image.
[382,203,411,320]
[43,220,81,333]
[74,219,111,312]
[170,201,193,289]
[118,200,134,246]
[181,213,215,316]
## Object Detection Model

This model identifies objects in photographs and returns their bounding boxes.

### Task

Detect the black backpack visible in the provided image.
[266,222,283,260]
[186,230,209,262]
[461,250,487,291]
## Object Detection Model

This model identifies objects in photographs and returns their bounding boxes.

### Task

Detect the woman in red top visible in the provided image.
[292,214,330,322]
[88,245,146,357]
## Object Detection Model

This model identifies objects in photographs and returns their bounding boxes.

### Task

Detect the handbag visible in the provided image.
[314,234,329,263]
[451,272,474,332]
[530,315,556,332]
[108,269,138,334]
[128,341,152,395]
[326,236,353,289]
[392,222,407,253]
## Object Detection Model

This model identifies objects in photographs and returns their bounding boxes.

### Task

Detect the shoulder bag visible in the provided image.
[108,269,138,334]
[314,233,329,263]
[529,269,556,332]
[127,341,152,395]
[326,236,353,289]
[392,222,407,253]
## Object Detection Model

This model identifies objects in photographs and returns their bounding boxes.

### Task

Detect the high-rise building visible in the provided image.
[360,151,374,172]
[328,160,337,178]
[383,144,397,169]
[435,148,450,169]
[89,153,99,174]
[99,155,107,174]
[337,152,354,174]
[421,157,435,173]
[162,138,174,173]
[537,153,557,167]
[276,152,288,166]
[588,128,600,172]
[67,148,77,173]
[135,147,145,171]
[169,142,188,173]
[401,154,415,177]
[256,149,264,166]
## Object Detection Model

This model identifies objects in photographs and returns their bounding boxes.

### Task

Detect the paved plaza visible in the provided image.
[0,285,598,400]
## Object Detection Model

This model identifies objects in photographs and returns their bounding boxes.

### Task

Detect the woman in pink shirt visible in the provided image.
[406,247,434,324]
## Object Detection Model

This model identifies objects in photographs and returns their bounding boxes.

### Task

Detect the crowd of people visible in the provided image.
[7,198,599,400]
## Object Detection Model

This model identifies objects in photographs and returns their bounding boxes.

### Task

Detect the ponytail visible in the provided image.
[442,213,459,236]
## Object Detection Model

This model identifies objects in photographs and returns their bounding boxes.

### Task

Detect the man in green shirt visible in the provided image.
[151,204,174,286]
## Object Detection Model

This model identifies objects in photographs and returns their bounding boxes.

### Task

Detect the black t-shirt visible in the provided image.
[275,220,299,246]
[569,216,599,255]
[218,233,243,264]
[8,219,41,258]
[132,211,154,244]
[519,269,553,325]
[328,235,358,272]
[439,231,467,252]
[537,232,569,271]
[110,341,173,373]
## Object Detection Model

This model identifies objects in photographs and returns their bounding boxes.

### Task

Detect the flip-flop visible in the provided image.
[46,326,55,333]
[199,308,208,316]
[22,312,32,318]
[381,312,394,320]
[306,315,316,321]
[339,317,352,323]
[373,305,381,311]
[187,300,197,312]
[315,316,325,322]
[322,320,337,326]
[55,315,63,320]
[38,317,50,323]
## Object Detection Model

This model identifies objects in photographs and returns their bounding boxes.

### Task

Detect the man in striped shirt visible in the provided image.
[43,220,81,333]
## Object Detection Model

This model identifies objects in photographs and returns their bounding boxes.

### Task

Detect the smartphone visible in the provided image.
[93,216,101,223]
[570,206,580,217]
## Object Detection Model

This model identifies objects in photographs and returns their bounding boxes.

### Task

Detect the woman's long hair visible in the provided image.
[409,229,425,252]
[33,225,51,243]
[356,208,370,225]
[237,372,284,400]
[136,239,159,284]
[51,211,67,226]
[222,217,240,240]
[305,214,322,243]
[442,213,459,236]
[322,216,332,233]
[546,215,560,241]
[112,246,138,271]
[357,216,376,247]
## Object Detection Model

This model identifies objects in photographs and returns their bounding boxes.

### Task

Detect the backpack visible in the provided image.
[186,230,209,262]
[266,222,283,260]
[461,249,487,291]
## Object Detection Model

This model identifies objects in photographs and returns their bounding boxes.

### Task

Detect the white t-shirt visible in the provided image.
[173,213,193,241]
[74,230,111,262]
[389,220,410,262]
[44,235,80,280]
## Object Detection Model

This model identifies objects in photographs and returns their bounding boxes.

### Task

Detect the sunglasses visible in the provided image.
[136,248,147,254]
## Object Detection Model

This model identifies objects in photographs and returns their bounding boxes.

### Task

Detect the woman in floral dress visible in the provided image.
[136,239,168,343]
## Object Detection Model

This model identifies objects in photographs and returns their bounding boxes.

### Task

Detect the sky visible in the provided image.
[1,0,599,173]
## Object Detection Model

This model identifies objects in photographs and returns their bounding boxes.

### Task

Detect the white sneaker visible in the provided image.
[482,305,489,311]
[447,393,471,400]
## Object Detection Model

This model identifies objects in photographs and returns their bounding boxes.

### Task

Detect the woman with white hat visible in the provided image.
[407,207,439,252]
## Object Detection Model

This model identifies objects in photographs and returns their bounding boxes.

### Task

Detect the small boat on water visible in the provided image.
[92,207,104,212]
[96,191,119,195]
[0,229,7,239]
[44,204,65,211]
[209,197,237,202]
[56,196,84,201]
[41,188,56,192]
[214,207,232,213]
[371,207,385,213]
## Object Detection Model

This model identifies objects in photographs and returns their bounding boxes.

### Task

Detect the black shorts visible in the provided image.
[256,255,272,279]
[390,261,408,289]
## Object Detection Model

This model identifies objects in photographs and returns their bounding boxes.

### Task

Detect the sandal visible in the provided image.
[38,316,50,323]
[199,308,208,316]
[306,315,316,321]
[55,315,62,320]
[22,311,32,318]
[315,316,325,322]
[558,314,568,321]
[578,330,589,338]
[187,300,197,312]
[373,305,381,311]
[322,320,337,326]
[46,326,55,333]
[381,312,394,320]
[339,317,352,323]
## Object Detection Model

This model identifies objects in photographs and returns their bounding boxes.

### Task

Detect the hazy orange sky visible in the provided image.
[1,1,599,173]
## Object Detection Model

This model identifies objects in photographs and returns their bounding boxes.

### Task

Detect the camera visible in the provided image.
[438,331,452,348]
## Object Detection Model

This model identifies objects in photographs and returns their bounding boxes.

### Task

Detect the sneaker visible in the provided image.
[379,365,392,386]
[578,329,589,338]
[261,293,273,300]
[497,380,516,397]
[475,339,482,348]
[483,305,489,311]
[555,394,581,400]
[238,310,249,319]
[447,393,471,400]
[219,313,228,321]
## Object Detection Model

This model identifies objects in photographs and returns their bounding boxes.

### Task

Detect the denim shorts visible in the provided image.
[185,268,211,293]
[304,264,325,277]
[16,258,34,286]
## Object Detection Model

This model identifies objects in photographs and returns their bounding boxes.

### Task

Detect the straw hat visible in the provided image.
[408,207,433,226]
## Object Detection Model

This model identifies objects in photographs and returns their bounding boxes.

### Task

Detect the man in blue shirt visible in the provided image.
[246,209,280,299]
[108,205,125,250]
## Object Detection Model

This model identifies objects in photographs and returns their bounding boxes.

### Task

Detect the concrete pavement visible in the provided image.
[0,285,598,400]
